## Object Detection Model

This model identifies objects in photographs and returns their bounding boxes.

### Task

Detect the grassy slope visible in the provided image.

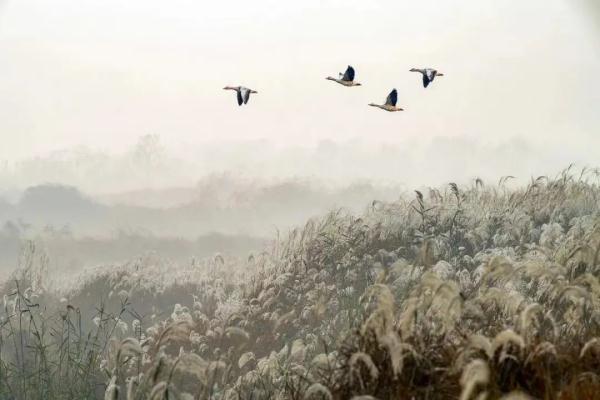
[2,168,600,399]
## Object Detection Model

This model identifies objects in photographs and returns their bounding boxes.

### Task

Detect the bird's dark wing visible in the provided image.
[243,89,251,104]
[422,74,431,88]
[385,89,398,106]
[342,65,355,82]
[237,90,243,106]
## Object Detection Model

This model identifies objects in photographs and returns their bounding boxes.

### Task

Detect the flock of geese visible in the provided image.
[223,65,444,112]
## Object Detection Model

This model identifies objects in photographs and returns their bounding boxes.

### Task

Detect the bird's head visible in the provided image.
[354,82,362,86]
[251,90,258,94]
[436,72,444,77]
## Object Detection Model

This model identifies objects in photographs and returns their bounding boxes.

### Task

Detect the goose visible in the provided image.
[326,65,362,87]
[410,68,444,88]
[369,89,404,112]
[223,86,257,106]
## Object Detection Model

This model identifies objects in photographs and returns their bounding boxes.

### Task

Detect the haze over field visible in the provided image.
[1,1,600,400]
[0,0,598,172]
[0,0,597,280]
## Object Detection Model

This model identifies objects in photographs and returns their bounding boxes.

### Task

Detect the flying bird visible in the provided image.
[223,86,258,106]
[368,89,404,112]
[410,68,444,88]
[326,65,362,87]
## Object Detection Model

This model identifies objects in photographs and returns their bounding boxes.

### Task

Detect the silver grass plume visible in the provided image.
[580,337,600,359]
[149,381,168,400]
[126,376,139,400]
[304,383,332,400]
[492,329,525,359]
[155,320,192,350]
[104,375,119,400]
[225,326,250,342]
[518,303,542,343]
[459,359,490,400]
[498,392,534,400]
[524,342,557,365]
[360,284,395,339]
[349,352,379,389]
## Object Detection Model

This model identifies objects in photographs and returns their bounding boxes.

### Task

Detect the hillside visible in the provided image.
[1,168,600,399]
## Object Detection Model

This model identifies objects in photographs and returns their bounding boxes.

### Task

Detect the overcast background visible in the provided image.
[0,0,598,274]
[0,0,600,274]
[0,0,597,170]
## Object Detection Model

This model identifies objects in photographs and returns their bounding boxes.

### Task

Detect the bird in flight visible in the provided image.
[326,65,362,87]
[223,86,258,106]
[410,68,444,88]
[368,89,404,112]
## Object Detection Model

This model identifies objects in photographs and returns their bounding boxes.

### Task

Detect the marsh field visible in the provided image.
[1,167,600,400]
[1,0,599,398]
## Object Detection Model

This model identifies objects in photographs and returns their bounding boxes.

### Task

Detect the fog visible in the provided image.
[0,0,598,159]
[0,0,598,279]
[1,134,598,196]
[1,2,600,398]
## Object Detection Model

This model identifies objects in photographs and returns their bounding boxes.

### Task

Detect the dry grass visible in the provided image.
[2,167,600,399]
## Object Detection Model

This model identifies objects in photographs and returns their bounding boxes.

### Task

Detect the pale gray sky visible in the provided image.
[0,0,598,174]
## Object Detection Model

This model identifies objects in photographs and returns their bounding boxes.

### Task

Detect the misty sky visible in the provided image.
[0,0,599,182]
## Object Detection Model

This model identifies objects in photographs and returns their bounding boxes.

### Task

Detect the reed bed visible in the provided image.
[2,167,600,399]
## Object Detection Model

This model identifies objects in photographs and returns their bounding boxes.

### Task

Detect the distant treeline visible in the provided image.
[0,179,401,238]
